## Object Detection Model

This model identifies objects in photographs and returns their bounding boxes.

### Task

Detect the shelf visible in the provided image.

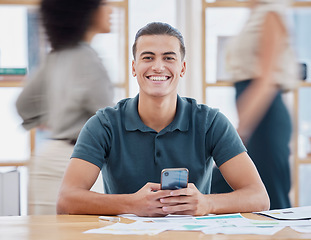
[297,158,311,164]
[203,1,311,8]
[0,78,24,87]
[110,1,127,8]
[205,81,233,87]
[300,82,311,87]
[0,0,127,6]
[203,81,311,88]
[293,2,311,7]
[0,0,39,5]
[204,1,249,8]
[0,161,28,167]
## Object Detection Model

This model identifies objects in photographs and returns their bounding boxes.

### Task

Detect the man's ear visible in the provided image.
[180,61,186,77]
[132,60,136,77]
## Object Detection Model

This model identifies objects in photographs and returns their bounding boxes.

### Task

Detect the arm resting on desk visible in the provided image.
[57,153,269,216]
[209,152,270,213]
[159,152,270,215]
[57,158,172,216]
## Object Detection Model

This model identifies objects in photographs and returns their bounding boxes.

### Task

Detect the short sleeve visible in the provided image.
[207,111,246,167]
[71,112,112,169]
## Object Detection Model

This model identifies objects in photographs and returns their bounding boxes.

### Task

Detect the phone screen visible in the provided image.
[161,168,188,190]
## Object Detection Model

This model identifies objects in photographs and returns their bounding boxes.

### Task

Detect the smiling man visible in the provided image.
[57,22,270,216]
[132,31,186,133]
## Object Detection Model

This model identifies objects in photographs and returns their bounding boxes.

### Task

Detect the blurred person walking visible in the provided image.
[16,0,114,215]
[211,0,299,210]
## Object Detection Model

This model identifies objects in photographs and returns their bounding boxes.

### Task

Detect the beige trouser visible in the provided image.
[27,140,74,215]
[27,140,104,215]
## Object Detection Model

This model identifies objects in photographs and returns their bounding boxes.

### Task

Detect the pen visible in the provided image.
[99,216,120,222]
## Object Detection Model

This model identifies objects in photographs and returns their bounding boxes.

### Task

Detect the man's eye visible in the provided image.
[143,56,153,60]
[165,57,175,61]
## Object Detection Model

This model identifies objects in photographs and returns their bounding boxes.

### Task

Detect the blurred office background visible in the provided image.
[0,0,310,215]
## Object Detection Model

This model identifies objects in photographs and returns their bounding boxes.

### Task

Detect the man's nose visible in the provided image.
[152,59,165,72]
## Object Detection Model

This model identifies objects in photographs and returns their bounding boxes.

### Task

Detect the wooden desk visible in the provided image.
[0,214,310,240]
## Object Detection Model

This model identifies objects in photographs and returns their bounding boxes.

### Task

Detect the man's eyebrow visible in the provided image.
[163,51,177,56]
[139,51,177,57]
[140,51,155,57]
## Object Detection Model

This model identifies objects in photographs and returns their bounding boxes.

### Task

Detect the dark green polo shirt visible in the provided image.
[72,94,246,194]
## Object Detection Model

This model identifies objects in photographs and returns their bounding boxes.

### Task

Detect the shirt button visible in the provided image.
[156,151,161,158]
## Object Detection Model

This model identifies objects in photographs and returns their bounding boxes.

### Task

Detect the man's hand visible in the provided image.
[130,182,172,217]
[159,183,209,216]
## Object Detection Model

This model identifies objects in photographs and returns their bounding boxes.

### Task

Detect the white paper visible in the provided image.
[254,206,311,220]
[233,218,311,227]
[194,213,243,220]
[84,212,308,236]
[118,214,194,222]
[291,226,311,233]
[99,216,120,222]
[202,226,284,235]
[84,221,168,235]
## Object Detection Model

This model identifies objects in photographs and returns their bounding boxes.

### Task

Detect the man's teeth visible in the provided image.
[149,76,167,81]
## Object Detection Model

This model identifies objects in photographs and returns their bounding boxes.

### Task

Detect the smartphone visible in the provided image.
[161,168,189,190]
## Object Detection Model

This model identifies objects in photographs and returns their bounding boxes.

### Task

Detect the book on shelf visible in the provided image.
[0,75,26,82]
[0,169,20,216]
[0,68,27,75]
[0,68,27,82]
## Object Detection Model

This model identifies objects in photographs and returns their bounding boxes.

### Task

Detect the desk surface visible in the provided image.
[0,214,310,240]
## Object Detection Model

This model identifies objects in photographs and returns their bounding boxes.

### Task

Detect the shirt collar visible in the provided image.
[125,95,152,132]
[125,94,190,133]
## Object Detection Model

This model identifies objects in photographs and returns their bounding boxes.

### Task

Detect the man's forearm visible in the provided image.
[206,186,270,215]
[57,188,132,215]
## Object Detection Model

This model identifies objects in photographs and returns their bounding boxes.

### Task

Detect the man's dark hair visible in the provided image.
[40,0,103,51]
[132,22,186,61]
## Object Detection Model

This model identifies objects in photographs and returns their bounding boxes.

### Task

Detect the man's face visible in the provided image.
[132,35,186,99]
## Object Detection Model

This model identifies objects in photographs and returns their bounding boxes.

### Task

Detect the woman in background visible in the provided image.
[16,0,114,214]
[211,0,299,210]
